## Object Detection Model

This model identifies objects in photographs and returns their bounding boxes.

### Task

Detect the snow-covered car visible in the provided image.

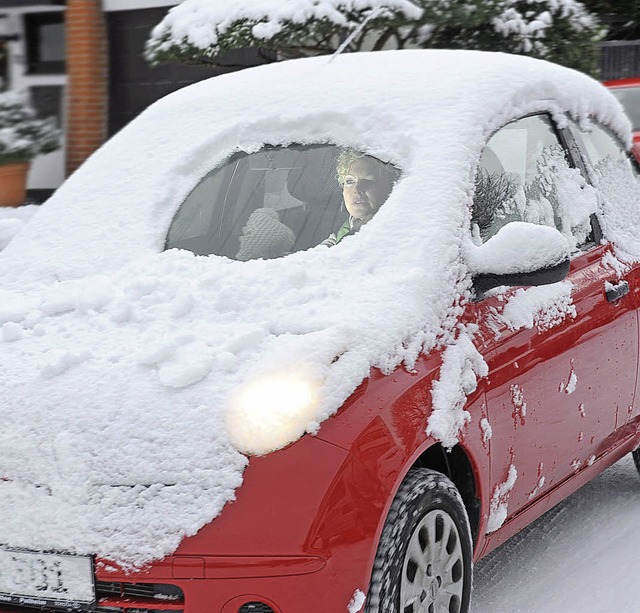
[605,77,640,162]
[1,49,639,613]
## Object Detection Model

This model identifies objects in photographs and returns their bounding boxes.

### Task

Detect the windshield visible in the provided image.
[611,86,640,131]
[165,145,399,260]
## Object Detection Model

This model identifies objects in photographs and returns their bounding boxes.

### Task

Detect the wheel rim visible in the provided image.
[400,509,465,613]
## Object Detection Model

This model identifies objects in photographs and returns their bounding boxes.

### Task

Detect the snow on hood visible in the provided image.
[0,50,628,567]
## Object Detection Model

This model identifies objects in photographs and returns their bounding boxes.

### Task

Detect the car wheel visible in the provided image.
[366,468,473,613]
[633,448,640,476]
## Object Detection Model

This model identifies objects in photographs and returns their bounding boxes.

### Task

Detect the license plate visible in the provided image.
[0,549,95,610]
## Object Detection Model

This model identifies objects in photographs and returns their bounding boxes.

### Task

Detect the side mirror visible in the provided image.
[467,222,571,299]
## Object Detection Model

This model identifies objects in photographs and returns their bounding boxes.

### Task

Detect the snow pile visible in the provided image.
[601,249,630,278]
[0,50,630,567]
[0,204,39,251]
[428,327,488,449]
[490,282,576,334]
[480,417,492,443]
[466,222,570,276]
[487,464,518,533]
[348,589,366,613]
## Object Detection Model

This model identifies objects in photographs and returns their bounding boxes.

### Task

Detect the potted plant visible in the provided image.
[0,91,61,206]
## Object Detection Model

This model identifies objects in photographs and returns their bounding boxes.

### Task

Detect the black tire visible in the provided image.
[366,468,473,613]
[633,447,640,476]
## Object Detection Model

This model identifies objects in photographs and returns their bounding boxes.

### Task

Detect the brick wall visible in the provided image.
[65,0,108,176]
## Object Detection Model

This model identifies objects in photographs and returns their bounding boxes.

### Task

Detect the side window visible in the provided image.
[472,114,596,251]
[572,118,639,180]
[571,118,640,252]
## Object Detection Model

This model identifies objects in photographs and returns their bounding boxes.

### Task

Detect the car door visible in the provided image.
[466,113,638,528]
[568,117,640,428]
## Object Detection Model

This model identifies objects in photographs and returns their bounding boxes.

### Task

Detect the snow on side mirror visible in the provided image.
[467,221,571,299]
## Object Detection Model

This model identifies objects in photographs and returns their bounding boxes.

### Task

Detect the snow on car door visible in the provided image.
[467,114,638,531]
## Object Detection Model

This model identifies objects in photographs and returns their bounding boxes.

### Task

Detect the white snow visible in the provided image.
[491,281,576,334]
[466,222,570,276]
[564,369,577,394]
[0,50,632,567]
[347,589,366,613]
[0,204,39,251]
[527,476,545,500]
[510,383,527,426]
[601,249,629,278]
[480,417,492,443]
[428,326,488,450]
[487,464,518,533]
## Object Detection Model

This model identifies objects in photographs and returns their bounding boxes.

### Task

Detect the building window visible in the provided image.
[24,11,65,74]
[30,84,64,127]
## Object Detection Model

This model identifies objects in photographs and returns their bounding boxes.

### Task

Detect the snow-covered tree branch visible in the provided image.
[145,0,604,74]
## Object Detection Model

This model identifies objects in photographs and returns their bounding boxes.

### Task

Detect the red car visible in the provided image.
[0,50,639,613]
[605,77,640,162]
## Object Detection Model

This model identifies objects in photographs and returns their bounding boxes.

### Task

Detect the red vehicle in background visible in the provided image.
[606,77,640,162]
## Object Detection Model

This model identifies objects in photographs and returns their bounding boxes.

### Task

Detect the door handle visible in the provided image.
[605,280,630,302]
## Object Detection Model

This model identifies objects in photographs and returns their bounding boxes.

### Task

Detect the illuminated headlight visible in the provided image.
[226,373,320,455]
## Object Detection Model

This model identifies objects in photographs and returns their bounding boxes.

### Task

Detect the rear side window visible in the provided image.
[166,145,399,261]
[472,114,596,251]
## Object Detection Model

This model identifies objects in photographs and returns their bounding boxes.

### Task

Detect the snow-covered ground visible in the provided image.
[472,454,640,612]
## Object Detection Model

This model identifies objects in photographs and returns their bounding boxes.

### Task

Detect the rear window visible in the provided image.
[165,144,399,261]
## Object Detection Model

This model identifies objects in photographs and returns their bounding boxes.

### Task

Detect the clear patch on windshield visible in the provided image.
[165,145,400,260]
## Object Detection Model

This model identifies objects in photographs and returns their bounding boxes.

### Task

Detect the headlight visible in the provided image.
[226,373,320,455]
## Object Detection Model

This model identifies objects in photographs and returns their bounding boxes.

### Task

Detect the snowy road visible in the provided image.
[472,455,640,612]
